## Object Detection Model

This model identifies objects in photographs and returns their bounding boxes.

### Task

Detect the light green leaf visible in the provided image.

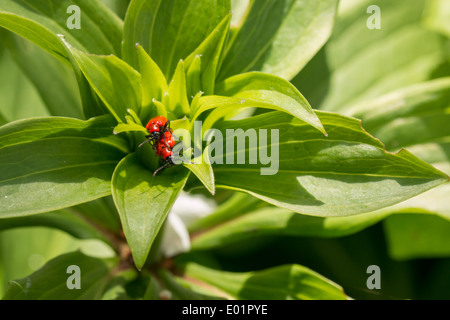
[0,210,108,243]
[219,0,338,81]
[122,0,230,77]
[183,145,215,195]
[216,71,326,134]
[384,213,450,260]
[348,77,450,122]
[424,0,450,38]
[74,196,122,234]
[0,116,128,218]
[101,0,130,19]
[345,78,450,223]
[178,262,347,300]
[191,207,390,250]
[113,123,147,135]
[58,35,109,120]
[71,48,142,123]
[292,0,449,111]
[4,32,83,119]
[0,0,123,61]
[0,48,49,121]
[210,111,449,216]
[158,269,226,300]
[171,119,215,195]
[188,192,265,233]
[137,44,168,119]
[186,55,202,99]
[184,14,231,95]
[113,121,147,135]
[230,0,250,29]
[168,60,190,118]
[2,251,116,300]
[111,153,189,269]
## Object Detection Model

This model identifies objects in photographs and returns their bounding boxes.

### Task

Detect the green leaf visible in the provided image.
[74,196,122,234]
[188,192,266,233]
[58,35,109,120]
[0,0,123,61]
[183,145,215,195]
[137,44,168,119]
[191,207,391,250]
[230,0,250,29]
[171,119,215,194]
[424,0,450,38]
[0,210,108,243]
[178,262,347,300]
[184,14,231,95]
[167,60,190,118]
[158,269,225,300]
[2,251,115,300]
[0,116,128,218]
[186,55,202,99]
[4,32,83,119]
[111,153,189,269]
[71,48,142,123]
[101,0,130,19]
[122,0,231,77]
[345,78,450,223]
[219,0,338,81]
[292,0,449,111]
[384,213,450,260]
[215,71,326,134]
[0,48,49,121]
[210,111,449,216]
[113,120,147,135]
[346,77,450,143]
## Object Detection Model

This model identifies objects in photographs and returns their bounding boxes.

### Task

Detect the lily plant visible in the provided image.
[0,0,449,300]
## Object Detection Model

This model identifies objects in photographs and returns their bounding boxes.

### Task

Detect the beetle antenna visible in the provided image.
[153,162,171,176]
[138,137,154,148]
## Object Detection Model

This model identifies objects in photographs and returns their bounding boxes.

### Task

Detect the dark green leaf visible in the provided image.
[2,251,116,300]
[71,48,142,123]
[0,116,128,218]
[211,111,448,216]
[384,213,450,260]
[122,0,230,77]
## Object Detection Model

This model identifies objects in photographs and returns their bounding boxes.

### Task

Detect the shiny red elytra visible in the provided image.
[138,116,171,149]
[145,115,168,134]
[138,115,178,176]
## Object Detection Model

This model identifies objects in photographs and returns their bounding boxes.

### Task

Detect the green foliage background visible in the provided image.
[0,0,449,300]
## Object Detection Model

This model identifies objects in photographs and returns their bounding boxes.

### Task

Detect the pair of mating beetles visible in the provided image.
[138,116,178,176]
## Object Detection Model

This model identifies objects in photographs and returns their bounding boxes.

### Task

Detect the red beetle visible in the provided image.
[138,116,172,149]
[153,134,177,176]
